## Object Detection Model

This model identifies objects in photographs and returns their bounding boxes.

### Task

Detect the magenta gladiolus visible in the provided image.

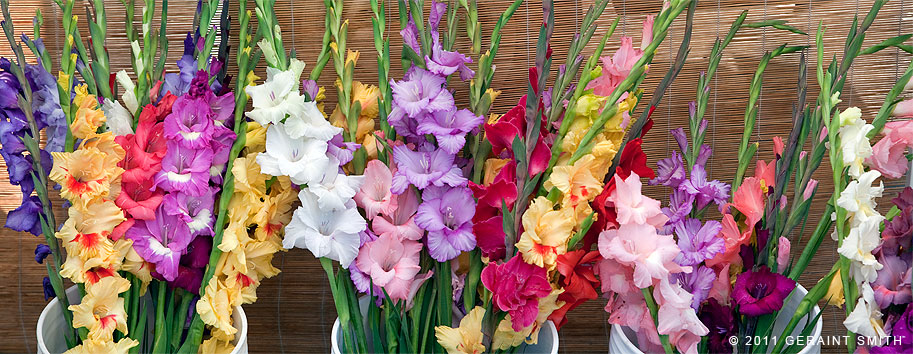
[481,256,552,331]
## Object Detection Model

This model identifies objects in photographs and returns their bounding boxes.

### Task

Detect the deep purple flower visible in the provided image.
[126,207,192,281]
[390,144,467,194]
[154,141,214,196]
[182,236,212,269]
[881,189,912,256]
[698,298,735,354]
[672,265,716,310]
[5,195,43,236]
[0,71,19,108]
[164,95,216,149]
[674,218,725,266]
[680,164,730,210]
[24,64,66,152]
[415,108,482,154]
[732,265,795,316]
[162,190,215,237]
[34,244,51,264]
[42,277,54,300]
[171,266,204,294]
[414,186,476,262]
[650,150,686,187]
[871,305,913,353]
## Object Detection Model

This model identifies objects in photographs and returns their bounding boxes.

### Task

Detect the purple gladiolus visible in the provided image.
[155,141,214,196]
[162,190,215,238]
[5,195,43,235]
[698,298,735,354]
[164,95,216,149]
[650,150,686,187]
[672,265,716,310]
[661,188,694,233]
[674,218,725,266]
[732,265,795,316]
[872,254,912,309]
[400,18,422,54]
[680,164,730,210]
[388,68,454,133]
[390,145,467,194]
[415,186,476,262]
[415,108,482,154]
[34,244,51,264]
[127,207,192,281]
[25,64,66,152]
[42,277,54,300]
[327,133,361,167]
[209,125,236,183]
[425,32,474,80]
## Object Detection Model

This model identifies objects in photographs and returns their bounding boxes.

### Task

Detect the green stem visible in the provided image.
[151,281,169,353]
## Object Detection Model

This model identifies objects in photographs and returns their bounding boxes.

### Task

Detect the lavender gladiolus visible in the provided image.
[415,186,476,262]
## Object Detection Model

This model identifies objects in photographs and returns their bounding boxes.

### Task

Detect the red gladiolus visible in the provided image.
[549,250,601,329]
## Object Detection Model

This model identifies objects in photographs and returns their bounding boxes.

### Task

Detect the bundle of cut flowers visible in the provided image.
[0,0,289,353]
[596,1,913,354]
[827,28,913,354]
[252,0,693,352]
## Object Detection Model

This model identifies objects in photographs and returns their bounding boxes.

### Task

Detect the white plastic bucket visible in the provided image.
[331,297,559,354]
[37,286,249,354]
[609,284,822,354]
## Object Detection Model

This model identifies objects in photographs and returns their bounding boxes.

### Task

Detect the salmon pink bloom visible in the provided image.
[481,256,552,331]
[586,16,654,97]
[115,178,163,220]
[355,233,422,301]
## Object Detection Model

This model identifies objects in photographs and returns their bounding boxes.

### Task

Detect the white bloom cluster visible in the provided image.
[834,107,887,340]
[245,58,366,268]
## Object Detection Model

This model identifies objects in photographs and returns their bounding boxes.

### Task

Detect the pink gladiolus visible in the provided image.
[609,173,668,229]
[777,237,791,271]
[773,136,785,158]
[355,233,422,301]
[866,120,913,179]
[709,264,732,306]
[372,190,423,241]
[599,223,687,289]
[355,160,397,219]
[655,279,709,354]
[804,179,819,200]
[893,98,913,117]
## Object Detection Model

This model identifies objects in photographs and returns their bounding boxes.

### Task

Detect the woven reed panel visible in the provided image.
[0,0,910,353]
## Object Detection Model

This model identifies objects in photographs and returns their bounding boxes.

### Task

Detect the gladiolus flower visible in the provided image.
[415,186,476,262]
[69,276,130,342]
[435,306,486,354]
[354,160,397,219]
[481,256,552,331]
[355,233,422,301]
[284,189,366,268]
[515,196,575,269]
[732,265,795,316]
